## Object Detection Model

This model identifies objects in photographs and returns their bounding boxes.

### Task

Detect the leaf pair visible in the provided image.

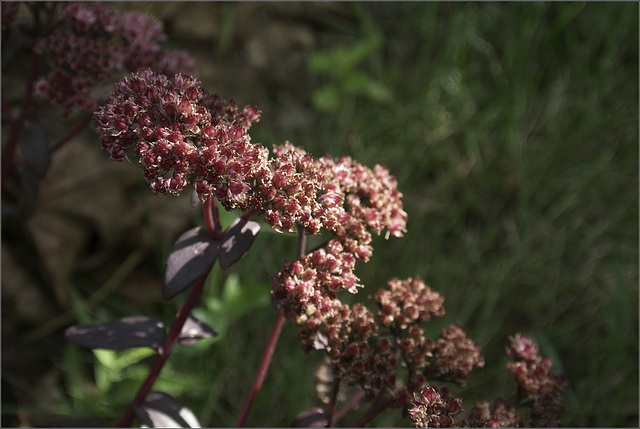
[64,314,217,351]
[135,391,200,428]
[163,218,260,300]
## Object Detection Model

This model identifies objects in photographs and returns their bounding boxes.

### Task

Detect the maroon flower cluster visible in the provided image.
[94,69,265,200]
[295,275,483,412]
[32,2,195,116]
[296,299,398,400]
[408,386,463,428]
[264,143,347,235]
[466,399,517,428]
[375,277,445,329]
[506,334,568,426]
[319,155,407,240]
[432,323,485,386]
[410,335,568,428]
[272,239,359,319]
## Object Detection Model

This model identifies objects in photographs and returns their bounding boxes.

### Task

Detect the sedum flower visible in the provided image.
[408,385,463,428]
[432,323,485,386]
[33,2,195,116]
[94,69,264,201]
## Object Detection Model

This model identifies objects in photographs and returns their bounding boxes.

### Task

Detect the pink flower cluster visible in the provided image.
[408,386,463,428]
[94,70,264,199]
[375,277,445,328]
[265,143,348,235]
[506,334,568,426]
[409,335,568,428]
[32,2,195,116]
[433,323,486,386]
[272,239,359,319]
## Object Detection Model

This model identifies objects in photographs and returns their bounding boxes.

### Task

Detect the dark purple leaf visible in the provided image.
[164,226,219,300]
[134,391,200,428]
[19,119,50,178]
[292,407,327,427]
[219,218,260,270]
[65,316,166,351]
[178,314,218,346]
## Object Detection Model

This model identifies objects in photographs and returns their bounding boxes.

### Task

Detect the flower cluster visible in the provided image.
[32,2,195,116]
[466,399,517,428]
[295,275,482,412]
[94,69,264,200]
[506,334,568,426]
[408,385,463,428]
[269,155,409,324]
[432,323,485,386]
[272,239,359,318]
[94,69,409,242]
[297,297,399,401]
[319,155,407,240]
[411,335,568,428]
[375,277,445,329]
[264,143,347,235]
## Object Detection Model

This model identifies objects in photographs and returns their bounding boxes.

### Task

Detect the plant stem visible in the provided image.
[117,270,209,427]
[117,201,218,427]
[203,196,222,240]
[325,377,342,427]
[334,390,366,425]
[349,391,389,428]
[297,224,307,259]
[234,310,286,427]
[234,226,305,426]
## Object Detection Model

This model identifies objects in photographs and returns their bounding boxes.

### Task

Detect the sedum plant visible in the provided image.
[3,2,568,427]
[81,68,568,427]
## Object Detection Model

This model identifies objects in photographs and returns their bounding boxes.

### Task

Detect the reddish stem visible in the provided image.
[234,310,287,427]
[203,197,222,240]
[234,225,306,426]
[349,392,390,428]
[117,201,219,427]
[333,389,365,425]
[117,271,209,427]
[325,377,342,427]
[50,114,93,153]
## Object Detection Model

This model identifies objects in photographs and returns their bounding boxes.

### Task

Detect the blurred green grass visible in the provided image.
[56,2,638,427]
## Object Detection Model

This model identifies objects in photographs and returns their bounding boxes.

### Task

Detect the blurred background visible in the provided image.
[2,2,638,427]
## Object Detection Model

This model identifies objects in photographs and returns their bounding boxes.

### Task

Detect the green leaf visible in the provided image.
[343,70,391,101]
[221,273,270,319]
[311,86,343,112]
[93,349,117,392]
